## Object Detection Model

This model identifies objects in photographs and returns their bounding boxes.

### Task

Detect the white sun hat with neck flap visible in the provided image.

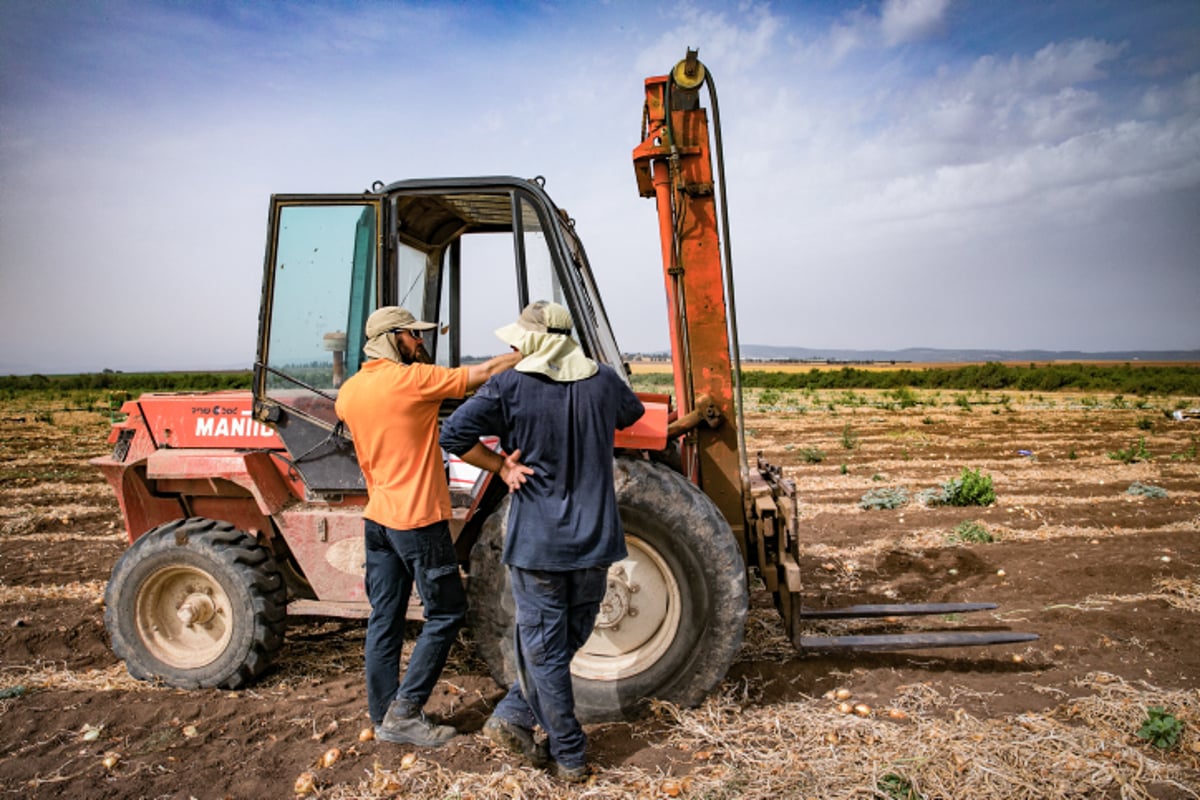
[494,301,598,382]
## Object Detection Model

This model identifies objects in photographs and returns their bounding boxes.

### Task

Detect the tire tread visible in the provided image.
[105,517,287,690]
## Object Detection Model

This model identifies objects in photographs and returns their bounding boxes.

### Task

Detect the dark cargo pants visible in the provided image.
[363,519,467,725]
[491,565,608,769]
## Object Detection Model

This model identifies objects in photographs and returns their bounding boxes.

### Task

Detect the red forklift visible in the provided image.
[93,51,1034,721]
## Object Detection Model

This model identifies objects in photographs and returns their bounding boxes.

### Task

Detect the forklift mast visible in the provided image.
[633,50,747,551]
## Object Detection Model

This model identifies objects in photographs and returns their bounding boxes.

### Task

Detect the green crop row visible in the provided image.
[632,363,1200,396]
[0,370,254,397]
[4,362,1199,397]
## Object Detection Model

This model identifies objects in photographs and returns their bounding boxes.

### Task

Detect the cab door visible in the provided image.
[253,195,380,493]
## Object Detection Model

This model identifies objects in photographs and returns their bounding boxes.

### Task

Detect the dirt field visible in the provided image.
[1,389,1198,799]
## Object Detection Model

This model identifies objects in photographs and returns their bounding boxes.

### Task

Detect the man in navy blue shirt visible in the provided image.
[440,301,644,782]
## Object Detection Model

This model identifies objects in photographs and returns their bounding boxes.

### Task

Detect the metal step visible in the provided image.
[798,631,1039,651]
[797,602,998,619]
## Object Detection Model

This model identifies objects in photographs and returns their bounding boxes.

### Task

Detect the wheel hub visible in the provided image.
[176,592,216,626]
[594,567,639,630]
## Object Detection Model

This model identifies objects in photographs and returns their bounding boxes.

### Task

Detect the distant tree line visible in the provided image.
[0,370,253,394]
[3,362,1198,397]
[632,362,1200,396]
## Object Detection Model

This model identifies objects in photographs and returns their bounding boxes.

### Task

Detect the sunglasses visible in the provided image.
[391,328,426,340]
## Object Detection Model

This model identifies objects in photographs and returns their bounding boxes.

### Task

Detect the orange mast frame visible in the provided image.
[632,56,744,546]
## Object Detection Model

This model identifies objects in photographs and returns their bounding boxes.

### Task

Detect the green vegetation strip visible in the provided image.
[633,363,1200,395]
[0,371,253,395]
[3,363,1199,396]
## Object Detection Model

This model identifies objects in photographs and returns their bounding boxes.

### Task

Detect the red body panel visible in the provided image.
[132,391,283,450]
[91,392,307,545]
[616,396,669,450]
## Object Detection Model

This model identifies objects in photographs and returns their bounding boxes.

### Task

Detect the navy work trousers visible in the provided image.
[363,519,467,725]
[492,565,608,768]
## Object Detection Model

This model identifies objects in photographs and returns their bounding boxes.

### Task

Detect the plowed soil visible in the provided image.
[1,390,1198,798]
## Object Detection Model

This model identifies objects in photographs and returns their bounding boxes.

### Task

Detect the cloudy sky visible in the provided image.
[1,0,1197,374]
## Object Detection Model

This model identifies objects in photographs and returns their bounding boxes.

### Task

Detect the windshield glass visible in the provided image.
[262,203,377,415]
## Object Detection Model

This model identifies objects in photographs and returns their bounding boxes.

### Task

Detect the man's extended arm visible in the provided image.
[465,351,522,391]
[441,383,532,492]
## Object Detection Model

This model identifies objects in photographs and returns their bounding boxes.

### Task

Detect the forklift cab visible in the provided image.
[252,176,624,497]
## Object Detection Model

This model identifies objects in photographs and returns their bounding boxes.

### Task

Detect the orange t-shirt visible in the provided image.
[334,359,469,530]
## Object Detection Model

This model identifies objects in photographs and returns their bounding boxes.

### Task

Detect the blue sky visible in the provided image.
[1,0,1197,373]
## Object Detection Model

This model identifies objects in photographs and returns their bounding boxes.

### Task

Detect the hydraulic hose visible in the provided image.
[661,54,749,492]
[702,69,750,492]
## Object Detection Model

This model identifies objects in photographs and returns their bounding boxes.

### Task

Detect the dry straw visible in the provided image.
[0,579,105,604]
[1,663,147,694]
[306,672,1198,800]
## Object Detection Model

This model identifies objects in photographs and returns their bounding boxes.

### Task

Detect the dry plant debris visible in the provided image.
[301,673,1200,800]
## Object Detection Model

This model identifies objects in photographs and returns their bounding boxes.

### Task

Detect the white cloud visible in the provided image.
[1139,71,1200,117]
[961,40,1125,95]
[911,40,1126,148]
[779,48,1200,241]
[826,14,870,62]
[683,10,1199,353]
[880,0,951,46]
[849,121,1195,230]
[818,0,950,61]
[636,2,782,76]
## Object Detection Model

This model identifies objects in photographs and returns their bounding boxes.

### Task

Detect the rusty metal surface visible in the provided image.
[286,599,371,619]
[147,449,298,514]
[752,454,1039,653]
[91,460,187,545]
[287,594,428,622]
[797,603,1000,619]
[275,507,368,603]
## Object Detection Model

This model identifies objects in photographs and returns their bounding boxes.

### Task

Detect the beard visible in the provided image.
[401,342,433,365]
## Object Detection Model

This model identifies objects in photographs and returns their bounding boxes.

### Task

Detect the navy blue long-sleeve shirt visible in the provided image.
[440,365,645,571]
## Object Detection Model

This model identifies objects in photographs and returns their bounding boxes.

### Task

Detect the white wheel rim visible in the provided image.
[135,565,234,669]
[571,535,681,681]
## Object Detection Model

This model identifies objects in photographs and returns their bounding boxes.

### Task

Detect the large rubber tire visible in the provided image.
[105,517,287,689]
[468,457,748,722]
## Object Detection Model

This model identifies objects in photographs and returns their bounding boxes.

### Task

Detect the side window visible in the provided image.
[520,197,566,309]
[437,233,521,365]
[395,241,431,334]
[432,195,567,367]
[263,203,376,419]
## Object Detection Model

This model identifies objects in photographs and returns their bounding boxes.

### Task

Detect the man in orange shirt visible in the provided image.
[335,306,527,747]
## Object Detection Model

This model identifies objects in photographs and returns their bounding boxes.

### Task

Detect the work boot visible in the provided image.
[551,760,589,784]
[482,715,549,767]
[375,699,457,747]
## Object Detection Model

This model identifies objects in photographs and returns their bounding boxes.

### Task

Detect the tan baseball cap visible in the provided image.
[365,306,437,338]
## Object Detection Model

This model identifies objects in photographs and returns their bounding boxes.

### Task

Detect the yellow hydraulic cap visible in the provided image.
[672,48,706,89]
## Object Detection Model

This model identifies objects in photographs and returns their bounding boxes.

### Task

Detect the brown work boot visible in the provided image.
[551,761,589,783]
[376,699,457,747]
[482,716,549,767]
